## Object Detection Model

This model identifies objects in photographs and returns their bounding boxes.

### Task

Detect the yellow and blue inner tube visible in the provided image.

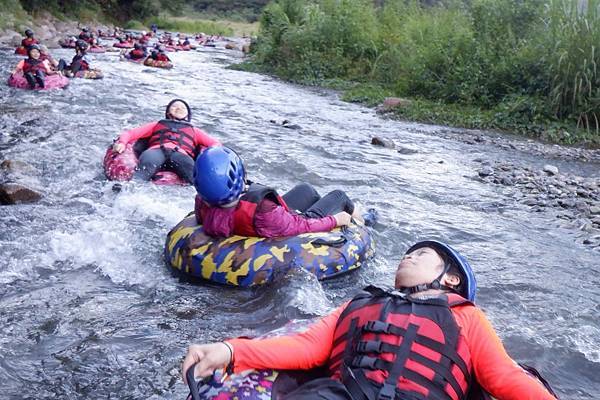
[164,214,374,287]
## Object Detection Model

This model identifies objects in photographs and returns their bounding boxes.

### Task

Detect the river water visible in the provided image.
[0,44,599,399]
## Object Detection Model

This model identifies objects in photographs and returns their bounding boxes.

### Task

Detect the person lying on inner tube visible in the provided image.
[57,40,91,77]
[12,45,59,89]
[149,49,171,62]
[192,146,366,239]
[128,43,146,60]
[112,99,221,183]
[21,29,39,49]
[182,242,558,400]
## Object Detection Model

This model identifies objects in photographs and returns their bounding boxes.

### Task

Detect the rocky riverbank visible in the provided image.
[371,112,600,250]
[0,13,114,49]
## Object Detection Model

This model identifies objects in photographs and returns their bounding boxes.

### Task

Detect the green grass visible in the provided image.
[245,0,600,147]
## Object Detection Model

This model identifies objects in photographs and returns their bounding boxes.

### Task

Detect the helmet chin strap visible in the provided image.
[400,263,455,296]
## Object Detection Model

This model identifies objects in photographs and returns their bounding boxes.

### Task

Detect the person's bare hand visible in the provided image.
[182,342,232,385]
[113,143,125,153]
[333,211,352,227]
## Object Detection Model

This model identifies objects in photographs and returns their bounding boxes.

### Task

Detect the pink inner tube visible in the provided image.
[88,46,106,53]
[103,144,188,186]
[7,73,69,90]
[113,42,134,49]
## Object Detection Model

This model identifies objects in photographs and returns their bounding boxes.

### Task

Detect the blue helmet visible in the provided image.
[193,146,246,206]
[406,241,477,302]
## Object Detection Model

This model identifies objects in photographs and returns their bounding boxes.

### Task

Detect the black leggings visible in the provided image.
[282,183,354,218]
[133,148,195,183]
[24,70,45,88]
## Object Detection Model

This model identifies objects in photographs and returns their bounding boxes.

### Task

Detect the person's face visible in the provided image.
[30,49,40,59]
[168,101,188,120]
[394,247,445,288]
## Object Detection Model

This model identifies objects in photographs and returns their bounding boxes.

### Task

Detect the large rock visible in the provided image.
[543,164,559,176]
[10,34,22,47]
[0,183,42,205]
[371,136,396,149]
[381,97,412,110]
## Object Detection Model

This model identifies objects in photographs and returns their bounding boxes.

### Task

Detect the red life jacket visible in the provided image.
[23,58,46,74]
[147,119,198,157]
[156,54,170,62]
[328,286,473,400]
[230,183,290,236]
[21,38,38,47]
[130,49,145,59]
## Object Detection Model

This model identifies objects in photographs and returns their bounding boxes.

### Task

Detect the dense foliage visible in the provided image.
[13,0,266,23]
[248,0,600,143]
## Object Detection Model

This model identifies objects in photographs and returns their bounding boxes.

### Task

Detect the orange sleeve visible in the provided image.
[453,306,556,400]
[227,303,347,373]
[15,60,25,70]
[116,122,159,144]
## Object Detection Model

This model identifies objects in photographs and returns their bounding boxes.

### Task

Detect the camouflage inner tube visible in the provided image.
[164,214,374,287]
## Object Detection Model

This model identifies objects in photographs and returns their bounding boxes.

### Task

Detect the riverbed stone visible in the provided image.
[371,136,396,149]
[478,166,494,177]
[543,164,559,175]
[0,183,42,205]
[382,97,412,110]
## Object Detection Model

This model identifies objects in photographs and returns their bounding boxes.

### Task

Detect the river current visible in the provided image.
[0,44,599,399]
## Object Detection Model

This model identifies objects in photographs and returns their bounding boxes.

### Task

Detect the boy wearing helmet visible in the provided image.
[112,99,220,183]
[182,242,556,400]
[192,146,366,238]
[57,40,93,77]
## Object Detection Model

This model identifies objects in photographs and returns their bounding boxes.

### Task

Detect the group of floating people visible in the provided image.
[9,29,105,89]
[100,98,558,399]
[7,27,558,399]
[7,27,229,89]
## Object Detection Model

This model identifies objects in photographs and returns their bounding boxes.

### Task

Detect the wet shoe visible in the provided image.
[362,208,378,227]
[112,182,123,192]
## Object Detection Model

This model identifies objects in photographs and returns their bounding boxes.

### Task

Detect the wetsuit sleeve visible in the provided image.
[227,304,346,373]
[192,128,221,149]
[455,306,556,400]
[254,199,337,238]
[116,122,159,144]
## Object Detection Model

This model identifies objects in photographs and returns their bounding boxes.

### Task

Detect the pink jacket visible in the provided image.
[194,195,337,238]
[116,121,220,154]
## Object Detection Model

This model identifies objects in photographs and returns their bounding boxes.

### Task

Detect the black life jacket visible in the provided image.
[147,119,198,157]
[328,286,473,400]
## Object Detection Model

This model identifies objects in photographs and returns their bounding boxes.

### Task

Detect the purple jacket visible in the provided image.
[194,195,337,238]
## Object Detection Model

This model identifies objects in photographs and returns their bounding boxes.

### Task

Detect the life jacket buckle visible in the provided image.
[356,340,383,354]
[364,320,391,334]
[351,356,378,370]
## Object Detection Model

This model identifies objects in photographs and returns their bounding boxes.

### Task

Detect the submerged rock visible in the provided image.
[371,136,396,149]
[0,183,42,205]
